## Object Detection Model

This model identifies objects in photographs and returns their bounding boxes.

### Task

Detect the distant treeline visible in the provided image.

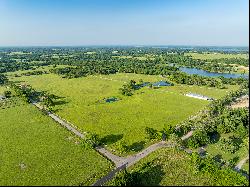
[49,59,248,88]
[0,74,8,85]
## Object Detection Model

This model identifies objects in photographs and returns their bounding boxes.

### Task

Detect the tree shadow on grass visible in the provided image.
[131,163,165,186]
[100,134,123,145]
[53,100,69,106]
[126,141,146,152]
[208,132,221,144]
[213,154,223,163]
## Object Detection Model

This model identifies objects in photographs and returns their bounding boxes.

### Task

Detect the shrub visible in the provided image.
[145,127,161,140]
[3,90,11,98]
[83,132,101,147]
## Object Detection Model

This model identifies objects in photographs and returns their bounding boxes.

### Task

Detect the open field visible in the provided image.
[5,64,72,77]
[8,72,239,155]
[184,52,249,60]
[108,147,248,186]
[0,88,112,185]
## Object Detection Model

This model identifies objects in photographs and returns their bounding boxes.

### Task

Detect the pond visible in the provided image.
[105,97,119,103]
[152,81,172,87]
[179,67,249,79]
[140,81,172,87]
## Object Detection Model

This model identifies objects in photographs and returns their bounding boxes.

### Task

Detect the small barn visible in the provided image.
[185,93,213,101]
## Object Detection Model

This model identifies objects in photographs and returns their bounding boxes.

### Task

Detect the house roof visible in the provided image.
[186,92,213,100]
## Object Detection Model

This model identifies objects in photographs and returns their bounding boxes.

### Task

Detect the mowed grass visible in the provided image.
[0,92,112,185]
[9,73,238,154]
[184,52,249,60]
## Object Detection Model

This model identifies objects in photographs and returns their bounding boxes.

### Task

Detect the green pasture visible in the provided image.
[8,72,238,155]
[0,92,112,186]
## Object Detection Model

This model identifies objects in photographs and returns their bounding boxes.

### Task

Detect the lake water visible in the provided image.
[179,67,249,79]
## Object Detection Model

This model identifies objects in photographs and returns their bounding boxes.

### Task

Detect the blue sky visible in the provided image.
[0,0,248,46]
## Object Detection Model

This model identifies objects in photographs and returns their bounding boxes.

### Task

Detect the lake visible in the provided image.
[179,67,249,79]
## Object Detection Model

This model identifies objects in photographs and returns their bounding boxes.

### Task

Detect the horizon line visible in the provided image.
[0,44,249,48]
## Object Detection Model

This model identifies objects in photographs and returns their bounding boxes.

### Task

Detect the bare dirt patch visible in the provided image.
[230,95,249,109]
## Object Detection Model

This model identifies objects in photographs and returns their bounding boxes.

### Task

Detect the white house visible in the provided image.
[185,93,214,101]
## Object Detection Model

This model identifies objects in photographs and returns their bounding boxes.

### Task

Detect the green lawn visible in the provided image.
[184,52,249,60]
[0,91,113,186]
[8,72,238,155]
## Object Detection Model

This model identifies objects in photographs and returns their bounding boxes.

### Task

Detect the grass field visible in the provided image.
[184,52,249,60]
[5,64,72,77]
[8,72,238,155]
[0,88,113,185]
[108,147,248,186]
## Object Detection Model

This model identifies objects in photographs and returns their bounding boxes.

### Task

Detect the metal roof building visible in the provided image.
[185,93,214,101]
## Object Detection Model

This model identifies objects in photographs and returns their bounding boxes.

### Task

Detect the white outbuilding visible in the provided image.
[185,93,214,101]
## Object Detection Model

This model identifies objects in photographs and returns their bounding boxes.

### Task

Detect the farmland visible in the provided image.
[0,87,113,186]
[8,72,239,155]
[0,46,248,186]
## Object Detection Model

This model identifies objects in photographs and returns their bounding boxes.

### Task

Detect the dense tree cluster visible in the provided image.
[111,152,248,186]
[20,70,49,76]
[119,80,138,96]
[176,85,249,149]
[10,83,56,110]
[0,74,8,85]
[0,47,248,91]
[10,83,38,103]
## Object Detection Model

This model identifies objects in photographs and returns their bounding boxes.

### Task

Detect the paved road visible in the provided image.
[95,146,126,167]
[125,141,171,168]
[32,102,85,139]
[32,101,195,186]
[235,155,249,171]
[92,141,172,186]
[181,131,193,140]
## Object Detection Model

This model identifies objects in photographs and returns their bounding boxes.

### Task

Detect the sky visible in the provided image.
[0,0,249,46]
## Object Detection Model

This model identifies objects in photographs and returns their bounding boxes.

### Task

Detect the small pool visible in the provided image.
[140,82,150,87]
[152,81,172,87]
[106,97,119,103]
